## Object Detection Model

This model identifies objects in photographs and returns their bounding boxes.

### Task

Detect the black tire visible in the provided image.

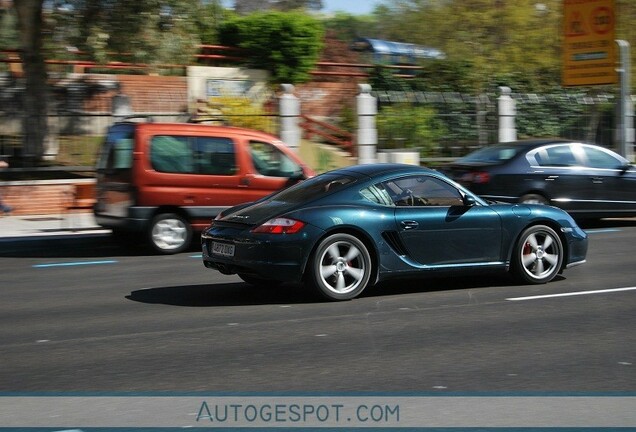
[238,273,282,287]
[519,193,549,205]
[512,225,563,284]
[306,233,373,301]
[148,213,192,254]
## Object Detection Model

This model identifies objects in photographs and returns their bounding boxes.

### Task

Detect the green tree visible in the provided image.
[218,11,324,83]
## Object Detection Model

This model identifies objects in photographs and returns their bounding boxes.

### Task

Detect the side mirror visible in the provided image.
[463,194,477,206]
[619,163,633,175]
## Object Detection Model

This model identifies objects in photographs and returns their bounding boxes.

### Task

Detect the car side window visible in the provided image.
[249,141,301,177]
[384,175,464,207]
[581,146,623,169]
[194,137,236,175]
[535,145,578,167]
[360,184,394,206]
[150,136,193,173]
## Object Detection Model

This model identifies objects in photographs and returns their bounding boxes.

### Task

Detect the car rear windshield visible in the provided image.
[269,173,356,204]
[459,145,521,163]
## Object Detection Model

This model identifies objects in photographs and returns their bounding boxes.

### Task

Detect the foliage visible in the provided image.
[194,1,235,45]
[0,6,19,51]
[234,0,322,14]
[44,0,202,70]
[201,96,276,134]
[218,11,324,84]
[376,104,447,157]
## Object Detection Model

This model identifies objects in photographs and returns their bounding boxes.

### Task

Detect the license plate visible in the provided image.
[211,241,235,257]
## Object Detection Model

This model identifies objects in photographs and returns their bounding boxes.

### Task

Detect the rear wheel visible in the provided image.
[306,233,373,301]
[512,225,563,284]
[148,213,192,254]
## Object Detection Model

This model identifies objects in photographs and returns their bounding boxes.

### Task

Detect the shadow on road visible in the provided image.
[126,282,320,306]
[126,273,517,307]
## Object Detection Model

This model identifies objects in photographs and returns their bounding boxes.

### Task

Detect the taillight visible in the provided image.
[251,218,305,234]
[461,171,491,184]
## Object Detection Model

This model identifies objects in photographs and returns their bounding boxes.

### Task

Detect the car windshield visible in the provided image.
[458,145,521,163]
[269,173,356,204]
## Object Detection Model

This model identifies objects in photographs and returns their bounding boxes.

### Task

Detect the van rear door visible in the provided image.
[94,123,136,223]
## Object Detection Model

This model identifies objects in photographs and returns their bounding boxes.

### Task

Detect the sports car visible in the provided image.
[202,163,588,301]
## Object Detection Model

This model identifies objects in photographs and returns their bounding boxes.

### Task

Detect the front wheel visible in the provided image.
[148,213,192,254]
[512,225,563,284]
[306,233,373,301]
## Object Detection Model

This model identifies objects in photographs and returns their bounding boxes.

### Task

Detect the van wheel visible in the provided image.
[149,213,192,254]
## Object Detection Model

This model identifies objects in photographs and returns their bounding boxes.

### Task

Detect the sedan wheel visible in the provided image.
[149,213,192,254]
[513,225,563,284]
[307,233,372,301]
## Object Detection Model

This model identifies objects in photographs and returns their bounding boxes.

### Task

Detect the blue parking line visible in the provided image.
[585,228,622,234]
[190,254,202,258]
[33,260,118,268]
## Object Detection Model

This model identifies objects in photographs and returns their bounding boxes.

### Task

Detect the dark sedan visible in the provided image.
[202,163,587,301]
[443,139,636,219]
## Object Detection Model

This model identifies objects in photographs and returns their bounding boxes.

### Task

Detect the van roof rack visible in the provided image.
[116,115,154,123]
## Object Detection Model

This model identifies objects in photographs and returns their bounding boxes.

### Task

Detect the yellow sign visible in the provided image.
[562,0,617,86]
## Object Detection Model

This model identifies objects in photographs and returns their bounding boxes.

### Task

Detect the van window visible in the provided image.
[151,136,194,173]
[249,141,301,177]
[149,135,236,175]
[194,137,236,175]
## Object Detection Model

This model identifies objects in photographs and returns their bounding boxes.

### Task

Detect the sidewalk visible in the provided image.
[0,212,110,241]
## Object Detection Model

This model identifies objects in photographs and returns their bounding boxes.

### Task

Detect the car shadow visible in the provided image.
[126,273,520,307]
[126,282,321,306]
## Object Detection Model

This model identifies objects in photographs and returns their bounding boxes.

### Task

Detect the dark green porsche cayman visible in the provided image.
[202,163,588,301]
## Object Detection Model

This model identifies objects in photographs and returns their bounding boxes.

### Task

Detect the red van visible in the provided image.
[94,120,314,253]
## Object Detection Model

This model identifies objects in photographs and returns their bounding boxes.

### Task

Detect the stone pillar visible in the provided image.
[278,84,301,152]
[112,85,132,120]
[498,86,516,143]
[356,84,377,164]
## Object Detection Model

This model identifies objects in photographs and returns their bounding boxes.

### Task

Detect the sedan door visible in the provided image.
[525,143,601,214]
[578,144,636,215]
[387,175,503,267]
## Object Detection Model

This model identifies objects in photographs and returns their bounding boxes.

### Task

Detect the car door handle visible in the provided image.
[545,175,559,181]
[400,220,419,230]
[591,177,603,184]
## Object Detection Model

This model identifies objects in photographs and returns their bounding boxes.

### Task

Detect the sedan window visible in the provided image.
[534,145,578,167]
[581,146,626,169]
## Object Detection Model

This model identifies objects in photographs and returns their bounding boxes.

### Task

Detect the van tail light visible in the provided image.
[461,171,491,184]
[251,218,305,234]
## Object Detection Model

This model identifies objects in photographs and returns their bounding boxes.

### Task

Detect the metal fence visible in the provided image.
[0,89,630,173]
[373,91,623,161]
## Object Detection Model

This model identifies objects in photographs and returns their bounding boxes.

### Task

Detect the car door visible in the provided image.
[388,175,503,267]
[579,144,636,214]
[526,143,599,213]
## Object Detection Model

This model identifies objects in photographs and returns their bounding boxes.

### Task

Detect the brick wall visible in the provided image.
[0,181,95,216]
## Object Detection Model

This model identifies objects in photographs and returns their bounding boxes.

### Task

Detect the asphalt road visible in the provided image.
[0,219,635,393]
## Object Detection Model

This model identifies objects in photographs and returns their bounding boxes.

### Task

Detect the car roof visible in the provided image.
[492,138,576,150]
[332,163,435,178]
[115,121,282,141]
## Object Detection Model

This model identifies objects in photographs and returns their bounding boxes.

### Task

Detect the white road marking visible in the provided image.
[507,286,636,301]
